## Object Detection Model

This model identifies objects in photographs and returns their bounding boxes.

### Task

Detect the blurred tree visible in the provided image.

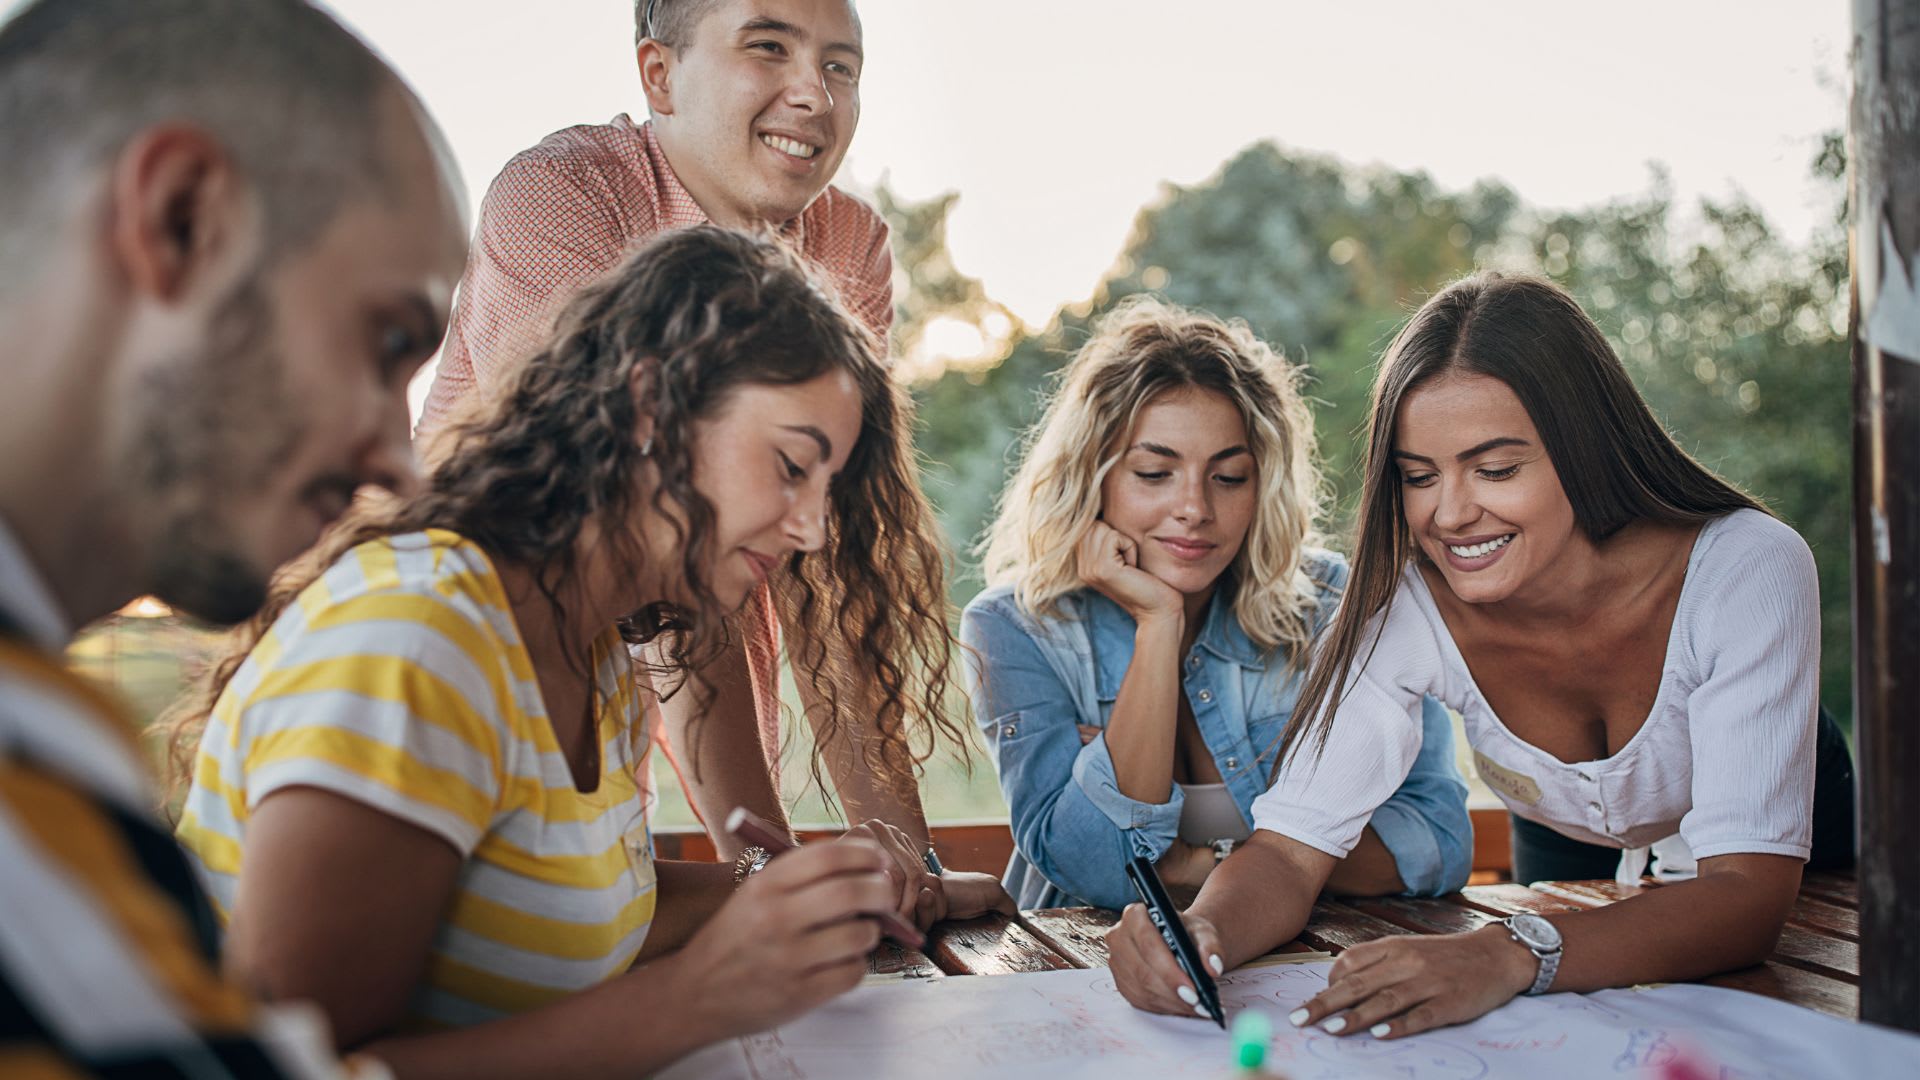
[900,135,1852,719]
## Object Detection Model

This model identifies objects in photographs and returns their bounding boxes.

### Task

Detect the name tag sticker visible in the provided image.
[1473,750,1544,806]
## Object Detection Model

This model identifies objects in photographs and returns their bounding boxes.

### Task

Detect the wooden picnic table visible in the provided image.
[870,870,1862,1019]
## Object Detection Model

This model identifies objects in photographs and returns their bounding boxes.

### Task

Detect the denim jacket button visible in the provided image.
[1001,724,1017,739]
[1197,689,1212,703]
[1225,756,1240,770]
[1188,654,1201,669]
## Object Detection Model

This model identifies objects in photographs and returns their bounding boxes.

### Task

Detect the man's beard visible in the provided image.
[130,279,307,626]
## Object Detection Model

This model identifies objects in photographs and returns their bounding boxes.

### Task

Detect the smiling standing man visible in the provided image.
[0,0,467,1074]
[417,0,1011,923]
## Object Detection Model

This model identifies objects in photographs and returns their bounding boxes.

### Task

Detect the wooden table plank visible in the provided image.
[1450,882,1585,917]
[1525,880,1860,982]
[1345,894,1498,936]
[867,939,945,978]
[1296,898,1409,953]
[1767,930,1861,981]
[1529,879,1656,906]
[1022,908,1330,969]
[926,912,1078,975]
[1798,870,1859,909]
[1704,962,1858,1019]
[965,876,1861,1018]
[1787,894,1859,940]
[1021,908,1119,969]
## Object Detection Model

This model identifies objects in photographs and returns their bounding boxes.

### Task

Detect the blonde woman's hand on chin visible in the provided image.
[1077,521,1183,624]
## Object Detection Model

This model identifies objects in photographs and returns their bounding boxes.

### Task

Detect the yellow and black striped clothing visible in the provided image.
[0,621,370,1079]
[178,530,657,1030]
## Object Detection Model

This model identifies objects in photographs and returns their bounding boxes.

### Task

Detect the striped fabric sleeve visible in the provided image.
[0,761,380,1079]
[233,590,509,856]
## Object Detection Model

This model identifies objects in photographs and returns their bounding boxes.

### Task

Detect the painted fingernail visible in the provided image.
[1194,1004,1212,1019]
[1288,1008,1310,1027]
[1371,1023,1392,1038]
[1177,985,1200,1006]
[1208,953,1224,975]
[1323,1016,1348,1034]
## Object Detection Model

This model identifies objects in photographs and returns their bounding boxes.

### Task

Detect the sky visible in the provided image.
[302,0,1850,330]
[0,0,1853,380]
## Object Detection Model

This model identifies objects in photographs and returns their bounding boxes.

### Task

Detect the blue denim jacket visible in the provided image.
[960,550,1472,911]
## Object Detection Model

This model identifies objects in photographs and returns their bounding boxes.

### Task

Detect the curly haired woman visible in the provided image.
[171,228,960,1077]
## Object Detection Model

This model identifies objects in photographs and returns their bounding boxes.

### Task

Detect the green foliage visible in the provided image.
[890,135,1854,719]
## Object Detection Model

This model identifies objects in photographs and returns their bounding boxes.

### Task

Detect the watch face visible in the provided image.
[1510,914,1562,951]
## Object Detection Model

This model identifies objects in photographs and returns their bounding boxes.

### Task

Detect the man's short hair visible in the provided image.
[634,0,721,48]
[0,0,401,280]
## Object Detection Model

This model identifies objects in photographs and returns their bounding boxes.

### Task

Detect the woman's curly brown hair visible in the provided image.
[164,226,964,799]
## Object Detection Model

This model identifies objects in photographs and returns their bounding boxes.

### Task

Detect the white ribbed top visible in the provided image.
[1252,509,1820,863]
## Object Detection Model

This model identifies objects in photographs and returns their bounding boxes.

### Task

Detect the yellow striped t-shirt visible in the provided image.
[177,529,656,1031]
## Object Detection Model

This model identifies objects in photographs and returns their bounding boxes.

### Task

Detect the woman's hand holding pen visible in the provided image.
[1106,903,1226,1020]
[662,839,898,1039]
[1078,521,1183,626]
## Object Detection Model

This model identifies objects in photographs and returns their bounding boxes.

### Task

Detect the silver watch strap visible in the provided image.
[1526,947,1561,995]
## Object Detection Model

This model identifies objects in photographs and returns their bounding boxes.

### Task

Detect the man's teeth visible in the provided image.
[761,134,817,159]
[1448,535,1513,559]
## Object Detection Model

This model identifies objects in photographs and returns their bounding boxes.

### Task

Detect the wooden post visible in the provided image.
[1850,0,1920,1033]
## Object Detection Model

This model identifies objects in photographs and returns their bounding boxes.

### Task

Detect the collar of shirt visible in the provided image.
[1084,583,1264,704]
[0,513,71,651]
[623,113,811,246]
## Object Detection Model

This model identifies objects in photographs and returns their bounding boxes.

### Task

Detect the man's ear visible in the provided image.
[109,126,253,303]
[636,39,676,116]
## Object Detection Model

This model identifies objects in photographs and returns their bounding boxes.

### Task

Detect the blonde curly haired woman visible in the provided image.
[962,297,1472,919]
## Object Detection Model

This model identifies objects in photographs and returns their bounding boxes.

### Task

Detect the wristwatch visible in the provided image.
[1209,838,1237,864]
[732,844,771,885]
[1504,914,1563,995]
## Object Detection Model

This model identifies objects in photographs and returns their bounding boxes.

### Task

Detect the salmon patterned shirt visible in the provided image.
[417,113,894,432]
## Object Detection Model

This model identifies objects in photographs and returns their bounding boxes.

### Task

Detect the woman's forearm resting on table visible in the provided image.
[1188,830,1336,968]
[1289,851,1805,1040]
[1530,852,1802,992]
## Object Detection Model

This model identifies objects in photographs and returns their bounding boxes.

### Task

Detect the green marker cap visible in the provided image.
[1231,1010,1271,1071]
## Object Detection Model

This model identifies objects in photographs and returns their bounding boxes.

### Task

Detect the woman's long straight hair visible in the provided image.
[1280,271,1766,768]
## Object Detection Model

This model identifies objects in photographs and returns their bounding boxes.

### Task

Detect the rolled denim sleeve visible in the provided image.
[960,603,1179,910]
[1367,695,1474,895]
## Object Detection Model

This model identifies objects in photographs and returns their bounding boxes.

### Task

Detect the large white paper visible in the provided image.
[660,961,1920,1079]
